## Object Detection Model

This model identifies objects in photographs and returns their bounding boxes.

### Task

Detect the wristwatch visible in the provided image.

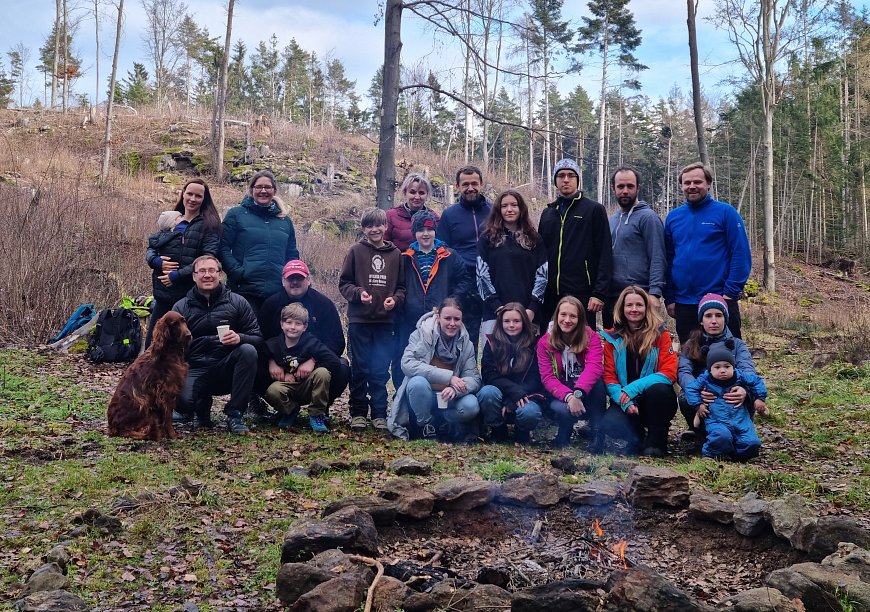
[573,390,584,400]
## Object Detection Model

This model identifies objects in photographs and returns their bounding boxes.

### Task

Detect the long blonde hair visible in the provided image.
[547,296,589,354]
[612,285,661,356]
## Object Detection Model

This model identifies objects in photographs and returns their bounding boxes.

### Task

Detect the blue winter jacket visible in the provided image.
[663,194,751,304]
[435,196,491,274]
[685,370,767,424]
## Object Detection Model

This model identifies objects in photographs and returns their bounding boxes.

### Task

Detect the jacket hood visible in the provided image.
[241,195,280,216]
[358,236,397,251]
[550,192,582,208]
[416,310,469,344]
[404,238,447,255]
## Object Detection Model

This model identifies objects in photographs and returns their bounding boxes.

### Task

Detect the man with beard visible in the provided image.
[539,158,613,328]
[664,162,751,343]
[436,165,491,351]
[603,166,666,329]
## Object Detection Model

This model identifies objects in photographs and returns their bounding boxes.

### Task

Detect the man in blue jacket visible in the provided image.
[435,165,490,351]
[664,162,751,343]
[605,166,666,329]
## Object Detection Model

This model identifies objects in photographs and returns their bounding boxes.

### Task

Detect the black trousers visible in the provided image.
[600,382,678,451]
[347,322,393,419]
[144,298,173,349]
[178,343,258,418]
[673,300,742,345]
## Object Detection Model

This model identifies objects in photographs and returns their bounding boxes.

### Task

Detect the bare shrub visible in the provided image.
[0,182,154,344]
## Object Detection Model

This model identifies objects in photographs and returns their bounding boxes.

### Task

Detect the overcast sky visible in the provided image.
[0,0,831,109]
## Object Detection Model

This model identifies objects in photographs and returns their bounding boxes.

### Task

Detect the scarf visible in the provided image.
[434,326,460,367]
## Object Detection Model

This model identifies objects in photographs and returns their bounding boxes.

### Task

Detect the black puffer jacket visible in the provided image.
[172,283,261,368]
[145,215,220,304]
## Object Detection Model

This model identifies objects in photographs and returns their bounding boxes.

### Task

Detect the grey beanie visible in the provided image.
[157,210,182,231]
[553,158,581,185]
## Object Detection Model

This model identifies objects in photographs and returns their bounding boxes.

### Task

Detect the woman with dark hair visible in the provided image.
[385,173,439,251]
[477,303,545,443]
[219,170,299,314]
[477,189,548,332]
[144,178,221,347]
[536,296,607,449]
[387,296,481,442]
[599,285,678,457]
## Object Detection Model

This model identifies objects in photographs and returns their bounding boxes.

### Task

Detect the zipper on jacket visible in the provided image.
[585,260,591,285]
[555,196,580,294]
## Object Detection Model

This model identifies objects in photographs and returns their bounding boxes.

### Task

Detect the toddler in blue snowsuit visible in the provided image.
[685,340,767,461]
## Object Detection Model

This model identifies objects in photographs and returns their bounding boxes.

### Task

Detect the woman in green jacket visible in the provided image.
[219,171,299,314]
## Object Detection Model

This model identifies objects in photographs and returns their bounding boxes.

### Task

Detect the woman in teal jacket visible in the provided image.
[219,171,299,314]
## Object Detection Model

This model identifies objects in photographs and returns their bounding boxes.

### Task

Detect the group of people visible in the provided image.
[144,159,767,460]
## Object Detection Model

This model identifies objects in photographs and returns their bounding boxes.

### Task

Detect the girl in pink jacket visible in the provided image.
[536,296,607,450]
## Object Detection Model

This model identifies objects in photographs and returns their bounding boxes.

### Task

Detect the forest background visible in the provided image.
[2,0,870,280]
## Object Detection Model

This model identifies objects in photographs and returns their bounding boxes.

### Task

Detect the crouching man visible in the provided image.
[172,255,262,434]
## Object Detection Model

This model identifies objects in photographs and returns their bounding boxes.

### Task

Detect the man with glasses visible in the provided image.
[172,255,262,434]
[539,158,613,327]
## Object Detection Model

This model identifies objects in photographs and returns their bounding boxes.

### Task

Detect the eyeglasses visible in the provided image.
[253,185,274,191]
[195,268,220,275]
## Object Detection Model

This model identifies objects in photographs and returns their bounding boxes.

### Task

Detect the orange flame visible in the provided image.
[611,539,628,569]
[592,518,603,538]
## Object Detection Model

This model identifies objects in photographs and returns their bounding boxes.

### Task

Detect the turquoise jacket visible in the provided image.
[219,197,299,300]
[600,326,677,410]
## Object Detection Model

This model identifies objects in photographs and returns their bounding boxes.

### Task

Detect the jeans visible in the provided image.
[405,375,480,436]
[347,322,393,419]
[545,378,608,440]
[178,343,258,418]
[477,385,542,433]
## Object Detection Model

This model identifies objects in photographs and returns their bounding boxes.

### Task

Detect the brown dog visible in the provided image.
[107,311,192,441]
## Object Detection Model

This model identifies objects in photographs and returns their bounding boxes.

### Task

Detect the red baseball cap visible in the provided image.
[282,260,310,278]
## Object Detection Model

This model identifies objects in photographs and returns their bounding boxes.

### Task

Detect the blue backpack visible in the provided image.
[50,304,96,344]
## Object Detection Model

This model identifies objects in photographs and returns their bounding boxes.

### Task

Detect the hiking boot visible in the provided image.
[172,410,192,424]
[514,428,531,444]
[249,395,275,420]
[350,416,368,431]
[277,415,296,429]
[488,424,509,443]
[552,428,572,448]
[309,415,328,434]
[227,417,250,435]
[679,430,697,443]
[194,415,215,429]
[589,432,607,455]
[642,446,666,458]
[420,422,437,440]
[371,417,388,432]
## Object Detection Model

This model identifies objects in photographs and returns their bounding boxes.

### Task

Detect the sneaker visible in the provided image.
[589,432,607,455]
[350,416,368,431]
[488,424,509,444]
[277,415,296,429]
[227,417,250,435]
[420,423,437,440]
[371,417,388,432]
[309,415,329,434]
[172,410,192,424]
[679,430,697,443]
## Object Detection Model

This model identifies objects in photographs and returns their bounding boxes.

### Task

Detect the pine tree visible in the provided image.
[120,62,153,105]
[575,0,647,203]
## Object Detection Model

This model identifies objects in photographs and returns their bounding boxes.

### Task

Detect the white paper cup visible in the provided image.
[436,393,449,410]
[216,325,230,341]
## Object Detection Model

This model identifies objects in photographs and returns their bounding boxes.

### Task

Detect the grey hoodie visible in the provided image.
[608,200,666,298]
[387,311,481,440]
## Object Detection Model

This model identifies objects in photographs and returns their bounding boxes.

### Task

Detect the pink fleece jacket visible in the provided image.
[536,326,604,400]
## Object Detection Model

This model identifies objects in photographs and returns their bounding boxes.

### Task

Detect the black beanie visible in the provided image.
[703,339,736,370]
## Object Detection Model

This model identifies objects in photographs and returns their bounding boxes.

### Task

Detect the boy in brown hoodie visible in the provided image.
[339,207,406,431]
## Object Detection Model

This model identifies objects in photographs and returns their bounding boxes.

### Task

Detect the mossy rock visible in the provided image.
[191,154,210,173]
[118,151,142,173]
[307,220,343,237]
[430,175,446,187]
[231,164,253,178]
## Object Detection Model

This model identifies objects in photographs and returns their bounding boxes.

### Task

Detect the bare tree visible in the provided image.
[212,0,235,181]
[687,0,708,164]
[713,0,829,291]
[52,0,60,108]
[141,0,187,108]
[101,0,124,180]
[375,0,402,210]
